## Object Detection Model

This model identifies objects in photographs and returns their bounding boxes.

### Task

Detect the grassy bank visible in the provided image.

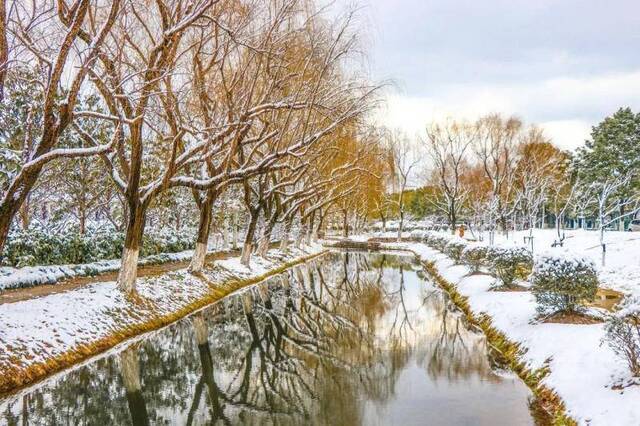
[418,258,576,425]
[330,239,575,425]
[0,248,326,396]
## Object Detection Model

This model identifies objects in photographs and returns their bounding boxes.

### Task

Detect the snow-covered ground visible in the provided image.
[381,236,640,426]
[0,244,323,394]
[491,229,640,298]
[363,227,640,297]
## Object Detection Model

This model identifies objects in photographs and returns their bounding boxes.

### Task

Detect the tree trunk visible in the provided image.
[192,313,208,346]
[0,0,8,102]
[175,209,181,232]
[189,191,215,273]
[241,210,259,266]
[397,208,404,241]
[0,169,42,251]
[600,221,606,267]
[305,212,315,246]
[19,196,30,230]
[118,203,146,294]
[257,229,271,257]
[221,218,228,249]
[450,206,457,234]
[314,211,326,241]
[257,216,277,258]
[231,213,238,250]
[280,216,293,251]
[342,209,349,237]
[79,207,86,235]
[295,219,306,249]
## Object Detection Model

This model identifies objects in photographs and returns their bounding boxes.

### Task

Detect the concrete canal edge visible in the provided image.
[0,249,328,397]
[326,240,576,426]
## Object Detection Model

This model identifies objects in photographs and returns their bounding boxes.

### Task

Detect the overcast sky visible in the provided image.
[343,0,640,150]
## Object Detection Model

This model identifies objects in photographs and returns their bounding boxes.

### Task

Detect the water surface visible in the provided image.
[1,251,537,425]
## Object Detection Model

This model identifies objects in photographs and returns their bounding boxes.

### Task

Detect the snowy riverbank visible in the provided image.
[0,245,325,395]
[491,229,640,298]
[380,238,640,426]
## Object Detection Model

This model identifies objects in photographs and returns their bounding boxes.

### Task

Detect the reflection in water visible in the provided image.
[1,252,536,425]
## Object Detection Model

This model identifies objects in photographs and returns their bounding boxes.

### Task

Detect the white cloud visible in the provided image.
[539,120,592,151]
[374,70,640,151]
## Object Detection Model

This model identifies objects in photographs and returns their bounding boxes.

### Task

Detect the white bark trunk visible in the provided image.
[305,224,313,245]
[222,226,228,249]
[240,242,252,266]
[242,292,253,314]
[257,283,269,303]
[280,225,291,250]
[189,242,207,273]
[232,219,238,250]
[192,313,208,346]
[295,228,305,249]
[257,237,269,257]
[118,248,139,293]
[120,347,141,393]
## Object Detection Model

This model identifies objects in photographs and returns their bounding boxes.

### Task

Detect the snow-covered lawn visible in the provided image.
[491,229,640,298]
[0,245,323,394]
[384,239,640,426]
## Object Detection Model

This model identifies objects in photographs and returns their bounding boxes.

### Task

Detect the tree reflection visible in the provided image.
[1,252,512,425]
[120,346,150,426]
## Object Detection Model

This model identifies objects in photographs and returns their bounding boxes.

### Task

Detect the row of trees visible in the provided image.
[377,108,640,261]
[0,0,391,293]
[423,114,571,245]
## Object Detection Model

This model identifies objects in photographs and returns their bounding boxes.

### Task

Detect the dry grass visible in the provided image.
[0,250,326,396]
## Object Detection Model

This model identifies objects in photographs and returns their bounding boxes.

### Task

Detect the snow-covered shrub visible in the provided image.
[604,297,640,377]
[461,244,489,272]
[2,227,95,266]
[444,238,467,262]
[531,253,598,313]
[426,233,450,251]
[410,230,427,241]
[422,232,437,246]
[2,226,195,267]
[142,228,194,256]
[490,246,533,288]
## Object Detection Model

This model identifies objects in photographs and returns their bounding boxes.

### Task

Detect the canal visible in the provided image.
[0,251,537,425]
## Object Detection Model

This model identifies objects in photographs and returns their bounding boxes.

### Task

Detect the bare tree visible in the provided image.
[474,114,522,240]
[386,129,418,241]
[424,119,474,233]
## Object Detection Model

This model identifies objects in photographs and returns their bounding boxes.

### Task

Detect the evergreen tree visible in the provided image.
[574,108,640,230]
[575,107,640,192]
